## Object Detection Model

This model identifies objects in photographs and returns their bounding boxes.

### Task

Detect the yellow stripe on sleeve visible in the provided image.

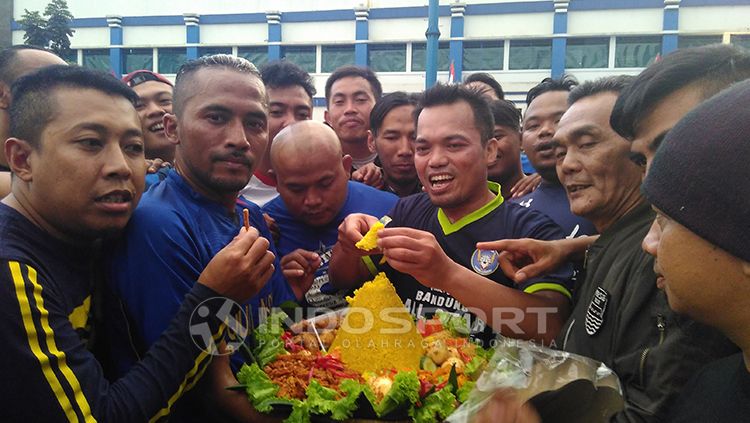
[25,264,97,422]
[523,282,573,300]
[9,261,81,423]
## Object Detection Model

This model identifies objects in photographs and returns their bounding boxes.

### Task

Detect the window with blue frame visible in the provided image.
[566,37,609,69]
[82,49,110,71]
[615,36,661,68]
[509,39,552,70]
[369,43,406,72]
[411,42,450,72]
[198,46,232,57]
[678,35,722,49]
[157,48,186,74]
[463,40,503,71]
[61,49,77,65]
[322,45,355,73]
[123,48,153,73]
[282,45,316,73]
[238,46,268,68]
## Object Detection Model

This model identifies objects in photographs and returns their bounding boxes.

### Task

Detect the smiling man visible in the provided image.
[122,70,175,162]
[552,75,736,422]
[330,84,574,346]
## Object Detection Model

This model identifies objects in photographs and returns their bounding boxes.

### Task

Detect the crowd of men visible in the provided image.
[0,42,748,422]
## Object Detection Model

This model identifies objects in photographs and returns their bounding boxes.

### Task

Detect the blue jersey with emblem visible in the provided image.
[263,181,397,309]
[511,180,597,239]
[373,183,574,346]
[109,170,295,371]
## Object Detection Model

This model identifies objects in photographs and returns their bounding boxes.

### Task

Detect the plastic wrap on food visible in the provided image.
[445,337,623,423]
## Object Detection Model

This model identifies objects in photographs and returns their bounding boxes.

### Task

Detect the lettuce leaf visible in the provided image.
[372,371,421,417]
[252,311,288,367]
[435,310,471,337]
[409,388,458,423]
[303,379,365,421]
[457,380,476,403]
[285,400,310,423]
[235,363,279,413]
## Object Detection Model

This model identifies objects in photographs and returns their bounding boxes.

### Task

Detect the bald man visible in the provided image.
[0,46,66,197]
[263,120,398,308]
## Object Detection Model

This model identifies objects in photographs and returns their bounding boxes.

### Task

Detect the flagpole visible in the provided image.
[425,0,440,89]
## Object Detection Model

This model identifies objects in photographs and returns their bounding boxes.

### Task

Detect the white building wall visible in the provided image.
[679,6,750,34]
[464,14,553,38]
[201,24,267,46]
[282,21,355,44]
[69,27,110,49]
[567,9,663,36]
[124,25,184,47]
[369,17,451,42]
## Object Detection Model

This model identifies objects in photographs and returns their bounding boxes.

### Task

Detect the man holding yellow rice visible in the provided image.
[329,84,574,346]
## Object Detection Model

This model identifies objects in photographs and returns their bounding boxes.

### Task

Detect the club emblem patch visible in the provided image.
[471,249,499,276]
[585,287,609,336]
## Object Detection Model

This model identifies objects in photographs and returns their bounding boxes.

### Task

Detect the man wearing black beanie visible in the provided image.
[641,80,750,423]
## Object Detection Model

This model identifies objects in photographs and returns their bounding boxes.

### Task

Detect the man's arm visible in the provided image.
[378,227,570,344]
[0,229,273,422]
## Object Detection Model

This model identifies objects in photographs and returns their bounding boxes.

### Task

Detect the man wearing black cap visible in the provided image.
[641,80,750,423]
[122,69,175,162]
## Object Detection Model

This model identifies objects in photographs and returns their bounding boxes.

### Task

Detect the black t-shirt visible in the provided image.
[368,183,574,345]
[670,353,750,422]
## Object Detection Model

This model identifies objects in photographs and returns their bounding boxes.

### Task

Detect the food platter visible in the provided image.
[235,273,493,423]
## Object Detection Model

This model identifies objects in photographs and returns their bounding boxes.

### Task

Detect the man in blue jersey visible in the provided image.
[263,120,397,309]
[329,84,573,346]
[109,55,302,420]
[0,65,274,421]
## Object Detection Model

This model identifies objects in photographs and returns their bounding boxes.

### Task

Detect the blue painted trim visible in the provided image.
[683,0,750,6]
[355,19,369,66]
[663,7,679,31]
[551,37,566,78]
[186,25,200,44]
[110,26,123,45]
[122,15,183,26]
[369,5,451,19]
[283,9,354,22]
[553,11,567,34]
[569,0,661,10]
[313,97,327,107]
[662,34,678,55]
[200,13,266,25]
[450,12,464,82]
[186,46,198,60]
[110,48,122,76]
[466,2,552,15]
[268,20,281,61]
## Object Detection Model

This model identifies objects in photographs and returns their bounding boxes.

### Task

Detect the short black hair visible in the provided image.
[414,83,494,146]
[173,54,262,117]
[611,44,750,140]
[525,74,579,107]
[370,91,421,136]
[464,72,505,99]
[324,65,382,102]
[568,75,635,106]
[260,60,316,99]
[0,45,58,84]
[10,65,138,148]
[489,99,521,131]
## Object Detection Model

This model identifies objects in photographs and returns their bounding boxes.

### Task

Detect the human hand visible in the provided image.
[336,213,381,256]
[510,173,541,198]
[263,213,280,244]
[198,227,276,303]
[145,157,171,174]
[472,390,541,423]
[377,227,455,290]
[281,249,321,301]
[475,238,567,284]
[351,162,384,189]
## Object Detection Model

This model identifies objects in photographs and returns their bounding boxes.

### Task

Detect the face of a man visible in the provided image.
[487,124,521,183]
[26,87,145,240]
[268,85,313,142]
[465,81,499,101]
[643,209,745,322]
[631,85,704,177]
[522,90,568,182]
[414,101,497,217]
[554,93,643,229]
[325,76,376,144]
[275,147,350,228]
[168,68,267,197]
[369,104,417,187]
[133,80,173,160]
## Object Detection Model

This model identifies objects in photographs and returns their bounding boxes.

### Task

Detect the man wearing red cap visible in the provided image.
[122,70,175,162]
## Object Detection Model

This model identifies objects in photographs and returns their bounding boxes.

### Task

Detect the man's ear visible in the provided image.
[5,138,34,182]
[163,113,180,145]
[484,137,498,164]
[268,168,277,184]
[367,130,376,154]
[742,261,750,279]
[341,154,353,177]
[0,81,11,110]
[324,110,332,126]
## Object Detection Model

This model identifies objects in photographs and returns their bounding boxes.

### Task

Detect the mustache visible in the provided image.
[535,140,557,152]
[212,152,253,167]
